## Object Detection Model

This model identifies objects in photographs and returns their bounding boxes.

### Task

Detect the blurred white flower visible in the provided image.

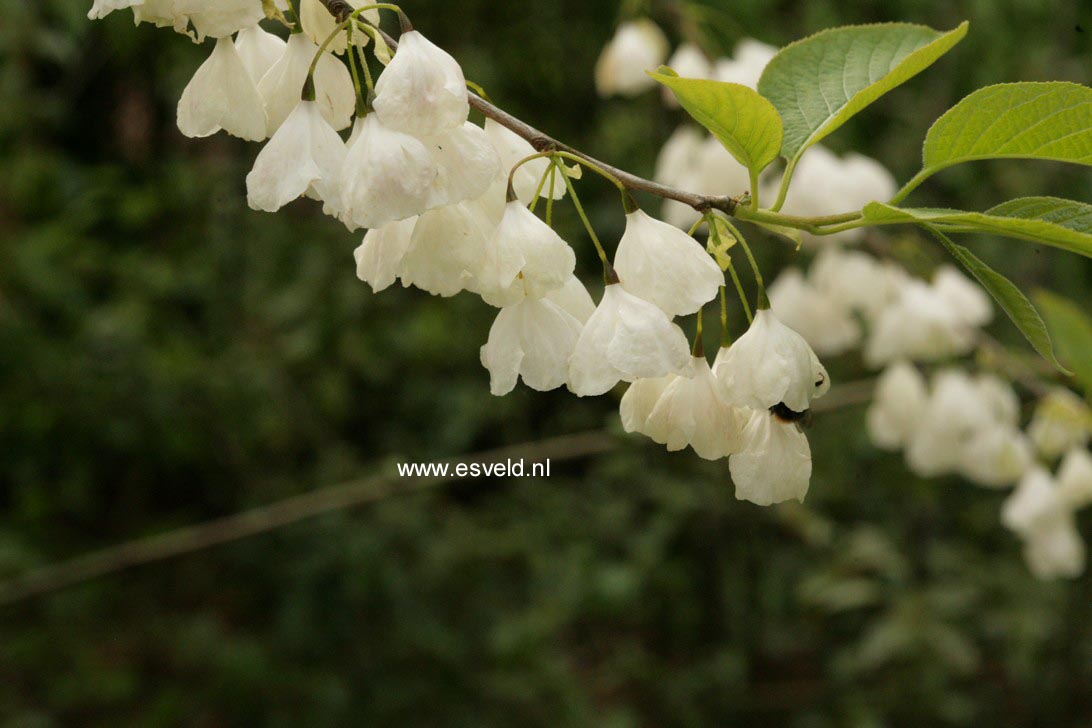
[594,19,669,97]
[642,356,745,460]
[768,269,861,356]
[88,0,140,20]
[246,100,345,213]
[258,33,355,134]
[694,135,751,197]
[866,361,928,451]
[480,298,584,396]
[864,280,976,368]
[614,209,723,317]
[1023,520,1085,580]
[235,24,287,83]
[905,369,992,477]
[1056,448,1092,509]
[1002,467,1067,537]
[974,374,1021,427]
[476,201,575,307]
[373,30,469,137]
[810,248,906,322]
[654,126,704,189]
[713,38,776,89]
[717,308,831,413]
[568,284,690,396]
[932,265,992,327]
[483,119,566,204]
[299,0,378,54]
[959,425,1034,488]
[730,409,812,506]
[1027,388,1090,460]
[353,216,417,293]
[423,121,500,209]
[177,36,267,141]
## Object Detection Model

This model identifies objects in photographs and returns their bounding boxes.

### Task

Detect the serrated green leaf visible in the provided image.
[862,200,1092,258]
[650,68,783,174]
[1033,290,1092,398]
[757,22,967,161]
[922,82,1092,177]
[924,226,1068,373]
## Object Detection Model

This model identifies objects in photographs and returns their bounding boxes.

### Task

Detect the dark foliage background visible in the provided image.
[1,0,1091,725]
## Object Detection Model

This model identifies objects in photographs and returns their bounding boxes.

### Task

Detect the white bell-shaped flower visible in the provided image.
[568,283,690,397]
[400,197,500,297]
[904,369,992,477]
[959,425,1034,488]
[132,0,189,33]
[1027,388,1090,460]
[730,409,812,506]
[768,269,861,356]
[423,121,500,209]
[594,19,669,97]
[713,38,776,89]
[866,360,928,451]
[177,36,267,142]
[717,308,831,413]
[864,279,976,367]
[932,265,992,327]
[642,356,745,460]
[246,100,345,213]
[258,33,355,134]
[373,29,469,138]
[1023,519,1086,580]
[1002,467,1068,536]
[88,0,140,20]
[620,374,678,435]
[476,200,575,308]
[613,209,722,317]
[1057,448,1092,509]
[810,248,906,322]
[174,0,265,40]
[545,275,595,324]
[353,216,417,293]
[482,119,566,204]
[339,113,437,230]
[235,24,287,83]
[480,297,584,396]
[299,0,379,54]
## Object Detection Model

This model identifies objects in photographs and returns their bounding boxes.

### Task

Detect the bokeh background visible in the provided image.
[2,0,1091,724]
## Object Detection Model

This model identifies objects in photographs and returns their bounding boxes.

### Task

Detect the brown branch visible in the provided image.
[319,0,740,214]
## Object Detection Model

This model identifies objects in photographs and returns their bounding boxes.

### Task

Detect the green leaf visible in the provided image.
[922,82,1092,176]
[862,200,1092,258]
[650,68,783,174]
[1034,290,1092,398]
[757,22,967,161]
[924,226,1068,373]
[706,214,738,270]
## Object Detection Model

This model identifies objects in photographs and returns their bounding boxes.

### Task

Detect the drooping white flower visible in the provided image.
[662,44,711,105]
[905,369,993,477]
[177,36,267,142]
[482,118,566,204]
[353,216,417,293]
[932,265,992,327]
[1002,467,1068,536]
[593,19,669,97]
[339,113,437,230]
[235,24,287,83]
[423,121,500,209]
[654,126,704,189]
[716,308,831,413]
[768,269,861,356]
[695,135,751,197]
[1056,448,1092,509]
[132,0,189,34]
[866,360,928,451]
[809,248,906,322]
[1027,388,1090,460]
[246,100,345,213]
[545,275,595,324]
[88,0,141,20]
[476,200,575,307]
[568,283,690,397]
[613,209,722,317]
[730,409,812,506]
[373,30,469,138]
[642,356,745,460]
[864,279,976,368]
[620,374,678,434]
[959,425,1034,488]
[480,297,584,396]
[400,196,500,297]
[974,374,1021,427]
[258,33,355,134]
[1023,520,1086,580]
[299,0,379,54]
[174,0,265,40]
[713,38,776,89]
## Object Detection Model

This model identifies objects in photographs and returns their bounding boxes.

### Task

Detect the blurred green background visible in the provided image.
[2,0,1091,725]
